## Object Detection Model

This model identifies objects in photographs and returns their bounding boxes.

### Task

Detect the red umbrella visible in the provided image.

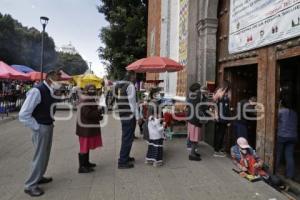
[28,72,46,81]
[59,70,72,81]
[0,61,30,80]
[126,56,184,73]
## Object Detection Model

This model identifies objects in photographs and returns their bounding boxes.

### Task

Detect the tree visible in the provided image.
[0,13,57,71]
[55,52,88,75]
[98,0,148,80]
[0,13,88,76]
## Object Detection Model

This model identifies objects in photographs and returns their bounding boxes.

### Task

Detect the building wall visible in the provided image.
[159,0,179,97]
[146,0,161,81]
[216,0,300,171]
[176,0,189,97]
[168,1,179,97]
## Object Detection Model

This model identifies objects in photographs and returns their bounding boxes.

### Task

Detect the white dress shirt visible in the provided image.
[126,83,141,120]
[19,81,53,131]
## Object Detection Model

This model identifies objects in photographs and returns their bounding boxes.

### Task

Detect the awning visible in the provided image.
[28,71,46,81]
[0,61,30,80]
[11,65,35,73]
[59,70,72,81]
[126,56,184,73]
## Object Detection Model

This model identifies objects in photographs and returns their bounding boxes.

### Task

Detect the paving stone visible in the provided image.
[0,111,287,200]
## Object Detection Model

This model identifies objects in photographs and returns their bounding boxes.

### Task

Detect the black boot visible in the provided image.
[189,142,201,161]
[87,152,96,168]
[78,153,94,173]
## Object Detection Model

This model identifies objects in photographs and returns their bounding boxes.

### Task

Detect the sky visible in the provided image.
[0,0,109,77]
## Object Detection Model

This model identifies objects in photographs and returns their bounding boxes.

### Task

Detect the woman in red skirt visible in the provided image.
[76,85,103,173]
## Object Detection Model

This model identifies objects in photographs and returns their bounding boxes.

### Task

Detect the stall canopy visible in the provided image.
[11,65,35,73]
[28,71,46,81]
[59,70,72,81]
[126,56,184,73]
[0,61,30,80]
[73,74,103,89]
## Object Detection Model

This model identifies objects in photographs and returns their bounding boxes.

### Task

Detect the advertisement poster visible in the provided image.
[177,0,189,97]
[179,0,189,65]
[229,0,300,54]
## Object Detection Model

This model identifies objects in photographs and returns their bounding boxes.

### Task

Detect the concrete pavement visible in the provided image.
[0,111,287,200]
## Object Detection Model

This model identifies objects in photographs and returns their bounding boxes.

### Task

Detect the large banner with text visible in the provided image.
[229,0,300,53]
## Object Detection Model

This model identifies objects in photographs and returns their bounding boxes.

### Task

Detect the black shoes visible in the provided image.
[78,166,94,173]
[87,162,96,168]
[189,154,202,161]
[24,177,52,196]
[128,157,135,163]
[194,152,201,157]
[24,187,44,197]
[78,153,94,173]
[86,153,97,168]
[38,177,53,185]
[118,162,134,169]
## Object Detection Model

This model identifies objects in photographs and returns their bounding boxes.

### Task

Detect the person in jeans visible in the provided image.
[19,71,61,197]
[213,80,231,157]
[276,99,298,180]
[115,72,142,169]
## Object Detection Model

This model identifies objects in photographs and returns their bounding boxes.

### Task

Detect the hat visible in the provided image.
[189,83,201,92]
[237,137,250,149]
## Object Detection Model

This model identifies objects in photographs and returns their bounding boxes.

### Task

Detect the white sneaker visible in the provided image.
[213,152,226,157]
[145,160,153,165]
[153,161,163,167]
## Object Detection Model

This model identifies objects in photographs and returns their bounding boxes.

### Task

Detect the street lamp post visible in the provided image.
[89,62,92,72]
[40,16,49,81]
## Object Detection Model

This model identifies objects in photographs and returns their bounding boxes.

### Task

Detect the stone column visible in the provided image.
[197,17,218,84]
[187,0,218,87]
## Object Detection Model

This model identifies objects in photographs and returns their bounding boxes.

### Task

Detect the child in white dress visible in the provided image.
[145,107,165,167]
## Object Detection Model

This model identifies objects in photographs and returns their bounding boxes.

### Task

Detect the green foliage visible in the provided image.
[56,52,88,75]
[98,0,148,80]
[0,13,88,75]
[0,14,57,71]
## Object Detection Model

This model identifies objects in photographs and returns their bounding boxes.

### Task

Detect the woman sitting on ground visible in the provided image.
[231,137,267,177]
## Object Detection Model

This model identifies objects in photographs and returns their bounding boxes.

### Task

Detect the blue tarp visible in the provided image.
[11,65,35,73]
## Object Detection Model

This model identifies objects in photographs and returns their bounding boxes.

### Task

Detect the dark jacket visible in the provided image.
[76,98,102,137]
[187,90,202,127]
[217,95,230,124]
[114,82,133,118]
[32,83,57,125]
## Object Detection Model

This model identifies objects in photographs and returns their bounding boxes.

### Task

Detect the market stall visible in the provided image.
[72,74,104,89]
[126,56,186,138]
[11,65,35,73]
[0,61,31,116]
[28,71,46,81]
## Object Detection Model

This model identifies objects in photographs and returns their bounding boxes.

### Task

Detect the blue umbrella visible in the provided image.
[11,65,35,73]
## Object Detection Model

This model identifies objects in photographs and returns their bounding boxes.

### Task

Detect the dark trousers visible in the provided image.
[276,136,297,178]
[214,122,227,152]
[119,117,136,164]
[233,121,248,140]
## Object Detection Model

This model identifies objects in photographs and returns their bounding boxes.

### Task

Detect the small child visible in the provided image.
[145,106,165,167]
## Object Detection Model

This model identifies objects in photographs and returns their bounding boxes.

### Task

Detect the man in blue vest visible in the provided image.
[19,70,62,197]
[115,72,142,169]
